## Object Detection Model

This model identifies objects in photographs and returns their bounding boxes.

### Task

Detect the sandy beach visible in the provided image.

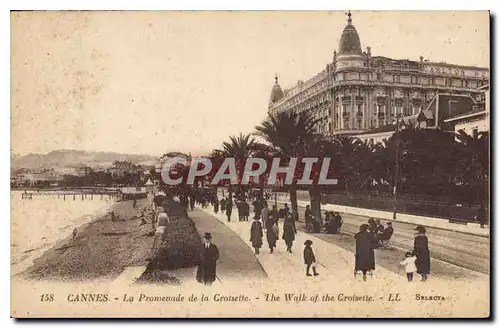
[20,198,156,282]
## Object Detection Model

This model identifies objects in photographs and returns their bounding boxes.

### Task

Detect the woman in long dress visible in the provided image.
[282,213,297,253]
[354,224,376,281]
[250,216,263,254]
[413,225,430,281]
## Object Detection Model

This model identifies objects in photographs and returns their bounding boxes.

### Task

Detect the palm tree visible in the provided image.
[455,130,489,204]
[220,133,259,201]
[302,135,333,226]
[255,111,318,221]
[207,149,226,197]
[251,143,276,199]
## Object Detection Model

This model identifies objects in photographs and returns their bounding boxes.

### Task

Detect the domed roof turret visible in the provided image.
[339,11,362,55]
[269,75,284,103]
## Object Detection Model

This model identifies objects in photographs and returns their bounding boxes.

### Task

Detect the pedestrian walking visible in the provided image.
[213,198,219,214]
[196,233,220,286]
[262,202,269,224]
[354,224,376,281]
[303,240,319,276]
[253,199,262,220]
[265,214,277,253]
[283,203,290,217]
[282,213,297,253]
[413,225,430,281]
[477,204,487,228]
[242,200,250,221]
[399,251,417,282]
[237,201,243,221]
[189,195,195,211]
[305,205,314,232]
[250,216,263,254]
[226,197,232,222]
[220,198,226,213]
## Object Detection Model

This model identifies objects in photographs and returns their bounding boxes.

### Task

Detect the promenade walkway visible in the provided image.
[188,209,267,284]
[199,205,398,284]
[274,199,489,278]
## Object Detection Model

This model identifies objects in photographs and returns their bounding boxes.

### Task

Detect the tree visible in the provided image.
[220,133,259,201]
[255,111,318,221]
[251,143,275,199]
[455,130,489,204]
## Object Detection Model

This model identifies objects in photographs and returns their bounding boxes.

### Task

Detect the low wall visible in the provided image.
[272,192,489,237]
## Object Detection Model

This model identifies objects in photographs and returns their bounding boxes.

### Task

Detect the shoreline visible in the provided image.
[18,198,155,282]
[11,192,115,275]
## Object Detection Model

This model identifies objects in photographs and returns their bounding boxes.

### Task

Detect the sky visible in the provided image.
[11,11,489,157]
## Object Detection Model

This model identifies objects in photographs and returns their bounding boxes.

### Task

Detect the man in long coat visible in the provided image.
[196,232,220,285]
[253,199,262,220]
[354,224,376,281]
[250,217,263,254]
[265,214,277,253]
[282,214,297,253]
[220,198,226,213]
[242,201,250,221]
[213,198,219,214]
[226,197,233,222]
[413,225,430,281]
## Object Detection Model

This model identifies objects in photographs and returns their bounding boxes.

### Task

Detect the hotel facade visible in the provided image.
[267,13,489,138]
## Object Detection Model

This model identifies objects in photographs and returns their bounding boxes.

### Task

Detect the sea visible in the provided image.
[11,190,114,275]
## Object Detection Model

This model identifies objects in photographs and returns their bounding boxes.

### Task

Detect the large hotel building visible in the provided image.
[268,12,489,141]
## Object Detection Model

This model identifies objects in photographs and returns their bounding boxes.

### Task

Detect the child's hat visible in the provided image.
[304,240,313,246]
[405,251,413,257]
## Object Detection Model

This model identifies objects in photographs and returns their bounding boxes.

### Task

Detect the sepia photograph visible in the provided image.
[10,10,490,318]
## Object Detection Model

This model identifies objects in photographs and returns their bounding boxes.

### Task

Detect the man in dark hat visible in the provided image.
[196,232,220,285]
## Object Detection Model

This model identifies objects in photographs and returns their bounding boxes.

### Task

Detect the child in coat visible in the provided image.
[304,240,319,276]
[399,251,417,282]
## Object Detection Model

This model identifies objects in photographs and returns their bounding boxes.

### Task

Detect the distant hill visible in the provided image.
[11,150,158,169]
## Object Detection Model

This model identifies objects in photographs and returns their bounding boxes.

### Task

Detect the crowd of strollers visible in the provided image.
[177,189,431,282]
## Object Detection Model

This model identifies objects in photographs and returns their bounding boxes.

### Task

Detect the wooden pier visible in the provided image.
[20,190,119,201]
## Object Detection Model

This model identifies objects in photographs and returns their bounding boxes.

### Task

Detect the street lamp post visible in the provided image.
[275,189,278,208]
[392,113,402,221]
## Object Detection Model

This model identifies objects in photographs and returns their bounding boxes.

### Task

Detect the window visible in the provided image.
[446,78,452,86]
[395,75,401,83]
[377,73,382,81]
[343,72,347,81]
